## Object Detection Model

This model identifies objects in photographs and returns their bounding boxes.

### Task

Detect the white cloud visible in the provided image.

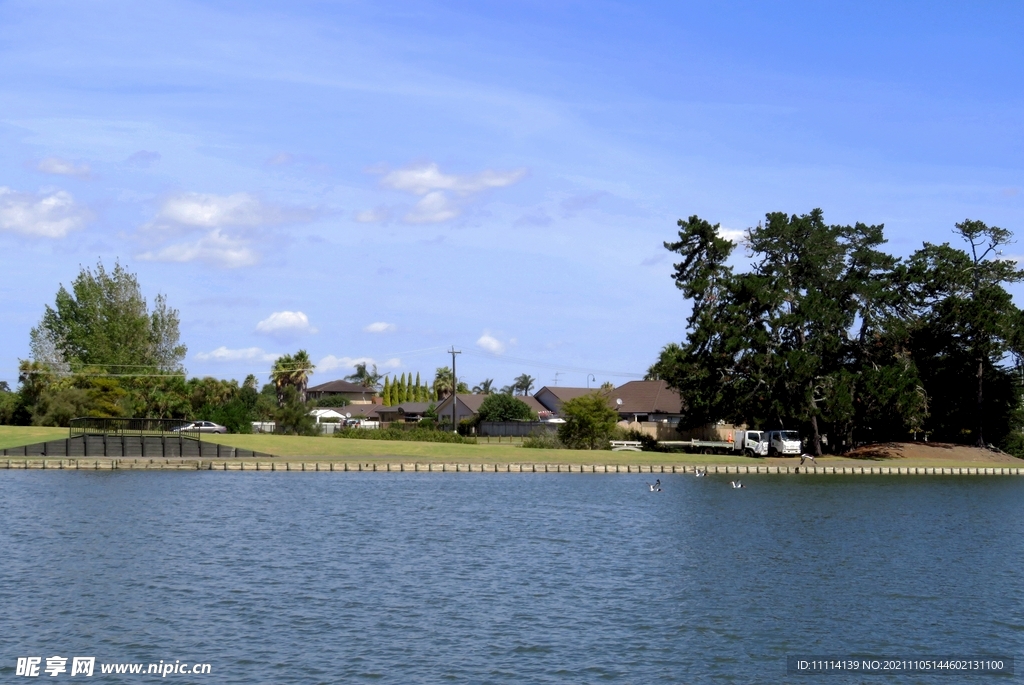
[476,333,506,355]
[405,192,461,224]
[355,207,390,223]
[157,192,292,228]
[136,192,315,269]
[381,163,525,196]
[256,311,317,335]
[718,226,747,243]
[375,162,526,225]
[364,322,396,333]
[37,157,92,178]
[195,346,279,362]
[0,187,89,238]
[318,355,401,372]
[136,229,258,268]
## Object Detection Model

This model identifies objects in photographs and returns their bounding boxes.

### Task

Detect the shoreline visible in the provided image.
[2,457,1022,476]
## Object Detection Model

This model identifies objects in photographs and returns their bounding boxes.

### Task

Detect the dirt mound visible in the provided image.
[846,441,1021,464]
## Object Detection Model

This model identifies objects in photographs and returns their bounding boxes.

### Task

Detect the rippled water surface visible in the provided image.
[1,471,1023,683]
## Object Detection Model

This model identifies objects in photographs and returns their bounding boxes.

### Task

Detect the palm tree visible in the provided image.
[270,350,316,405]
[433,366,454,399]
[345,362,382,390]
[513,373,536,396]
[473,378,495,394]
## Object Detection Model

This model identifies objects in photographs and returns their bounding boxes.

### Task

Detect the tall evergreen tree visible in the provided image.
[905,220,1024,446]
[651,210,933,453]
[382,376,392,406]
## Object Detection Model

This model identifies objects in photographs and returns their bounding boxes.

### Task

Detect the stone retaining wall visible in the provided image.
[0,459,1021,475]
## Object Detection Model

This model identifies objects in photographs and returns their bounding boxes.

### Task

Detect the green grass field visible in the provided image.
[0,426,1019,468]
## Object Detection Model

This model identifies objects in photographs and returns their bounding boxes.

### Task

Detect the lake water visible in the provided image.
[1,471,1022,683]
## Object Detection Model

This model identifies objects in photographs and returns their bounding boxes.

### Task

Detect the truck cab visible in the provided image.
[732,429,768,456]
[767,430,801,456]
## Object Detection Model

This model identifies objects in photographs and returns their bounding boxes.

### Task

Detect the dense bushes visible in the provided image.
[335,425,476,443]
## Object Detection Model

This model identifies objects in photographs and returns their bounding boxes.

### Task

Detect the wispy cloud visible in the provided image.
[0,187,90,238]
[36,157,92,179]
[137,229,258,268]
[125,150,161,167]
[362,162,526,224]
[136,192,316,268]
[195,346,279,362]
[318,355,401,372]
[381,163,526,196]
[355,207,390,223]
[405,192,460,223]
[155,192,301,229]
[476,333,507,355]
[256,311,317,336]
[364,322,396,333]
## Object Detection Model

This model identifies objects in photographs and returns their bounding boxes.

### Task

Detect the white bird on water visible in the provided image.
[730,480,745,489]
[695,468,707,478]
[648,479,662,492]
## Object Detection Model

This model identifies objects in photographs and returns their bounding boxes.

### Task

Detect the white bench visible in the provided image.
[610,440,643,452]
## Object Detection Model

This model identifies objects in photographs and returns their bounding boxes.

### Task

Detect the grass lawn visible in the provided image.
[0,426,69,450]
[1,426,1020,469]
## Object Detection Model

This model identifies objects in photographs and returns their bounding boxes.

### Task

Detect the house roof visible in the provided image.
[316,405,382,419]
[534,386,597,411]
[610,380,684,415]
[377,402,432,416]
[307,379,376,394]
[435,393,547,415]
[310,408,348,419]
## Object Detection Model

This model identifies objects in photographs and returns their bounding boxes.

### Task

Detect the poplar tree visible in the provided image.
[382,376,392,406]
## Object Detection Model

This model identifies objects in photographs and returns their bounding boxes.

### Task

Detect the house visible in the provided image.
[306,379,378,405]
[310,408,348,425]
[433,393,548,425]
[534,386,598,415]
[609,380,684,424]
[376,402,432,423]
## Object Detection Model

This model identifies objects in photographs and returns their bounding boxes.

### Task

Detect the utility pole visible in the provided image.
[449,346,461,434]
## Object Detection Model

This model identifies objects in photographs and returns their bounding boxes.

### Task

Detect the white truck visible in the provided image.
[661,429,770,456]
[766,430,802,456]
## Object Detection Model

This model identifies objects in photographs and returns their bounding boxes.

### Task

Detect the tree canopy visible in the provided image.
[31,260,186,373]
[477,393,535,422]
[650,211,1024,454]
[557,392,619,450]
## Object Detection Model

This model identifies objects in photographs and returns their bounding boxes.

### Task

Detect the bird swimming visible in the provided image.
[695,467,706,478]
[648,479,662,492]
[730,480,745,489]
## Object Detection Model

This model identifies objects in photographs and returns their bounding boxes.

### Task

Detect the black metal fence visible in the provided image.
[69,417,200,441]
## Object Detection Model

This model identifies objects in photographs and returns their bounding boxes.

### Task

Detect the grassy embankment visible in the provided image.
[1,426,1020,468]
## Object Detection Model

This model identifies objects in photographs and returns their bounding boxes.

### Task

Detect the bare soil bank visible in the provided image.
[837,441,1019,464]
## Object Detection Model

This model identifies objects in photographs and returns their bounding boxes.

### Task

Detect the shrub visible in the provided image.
[522,432,562,449]
[557,392,619,450]
[477,394,535,422]
[335,426,476,444]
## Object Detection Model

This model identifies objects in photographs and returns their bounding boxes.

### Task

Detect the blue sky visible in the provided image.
[2,1,1023,390]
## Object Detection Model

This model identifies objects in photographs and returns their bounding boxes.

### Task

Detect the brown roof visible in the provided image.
[435,393,547,415]
[534,386,595,402]
[611,380,683,415]
[307,379,376,394]
[318,405,382,419]
[377,402,432,416]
